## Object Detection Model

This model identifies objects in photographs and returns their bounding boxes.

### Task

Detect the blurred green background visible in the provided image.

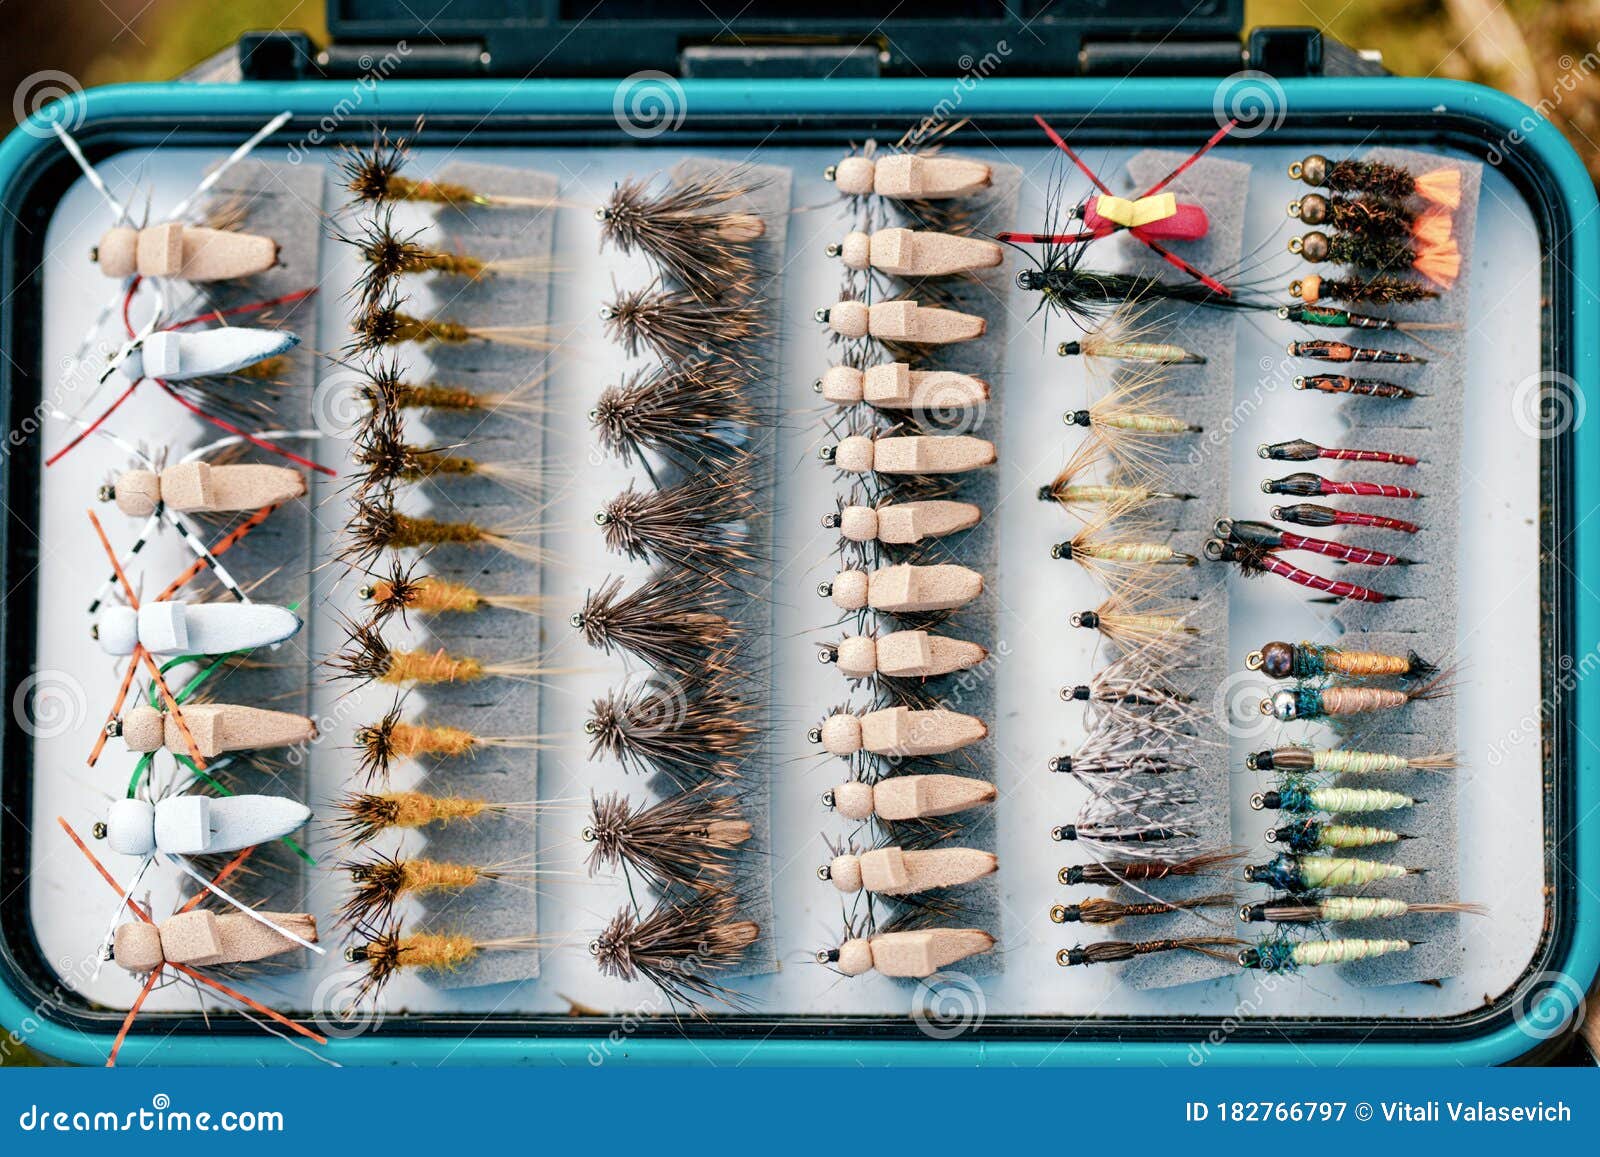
[0,1,1594,175]
[5,0,326,92]
[0,0,1592,1066]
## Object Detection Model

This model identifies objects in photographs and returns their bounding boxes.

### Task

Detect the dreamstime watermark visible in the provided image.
[310,374,377,437]
[16,1093,283,1134]
[2,344,120,463]
[923,383,990,437]
[11,669,89,741]
[587,988,668,1065]
[14,70,84,139]
[1487,44,1600,166]
[2,945,108,1062]
[897,639,1012,729]
[600,671,691,740]
[1185,352,1297,469]
[910,969,986,1039]
[1485,641,1600,767]
[1212,70,1287,138]
[612,71,687,140]
[1511,969,1587,1042]
[285,43,411,163]
[904,41,1013,147]
[311,968,387,1039]
[280,683,370,770]
[1510,369,1584,440]
[1212,667,1277,741]
[584,935,725,1065]
[835,639,1009,776]
[1188,967,1287,1065]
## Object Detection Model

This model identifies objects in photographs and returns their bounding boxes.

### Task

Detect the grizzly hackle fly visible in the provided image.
[571,571,741,680]
[597,171,766,301]
[584,785,751,894]
[602,282,765,366]
[591,360,757,482]
[590,891,759,1014]
[585,674,759,787]
[596,468,758,580]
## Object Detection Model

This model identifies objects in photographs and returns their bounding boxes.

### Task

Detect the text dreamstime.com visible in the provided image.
[17,1095,284,1134]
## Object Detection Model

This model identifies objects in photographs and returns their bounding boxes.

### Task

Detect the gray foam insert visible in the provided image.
[382,160,557,988]
[816,159,1022,978]
[1088,149,1249,990]
[190,158,325,917]
[1311,150,1480,985]
[654,157,793,977]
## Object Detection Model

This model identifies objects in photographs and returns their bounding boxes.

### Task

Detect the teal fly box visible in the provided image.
[0,2,1594,1066]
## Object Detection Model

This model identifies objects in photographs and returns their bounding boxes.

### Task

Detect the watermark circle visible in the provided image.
[1213,668,1277,741]
[311,375,373,437]
[14,71,84,139]
[12,670,88,741]
[910,970,986,1040]
[311,969,387,1038]
[1212,71,1287,139]
[1512,969,1586,1041]
[1511,370,1585,440]
[613,71,687,140]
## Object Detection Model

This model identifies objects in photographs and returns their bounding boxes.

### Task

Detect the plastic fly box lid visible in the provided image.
[0,4,1595,1067]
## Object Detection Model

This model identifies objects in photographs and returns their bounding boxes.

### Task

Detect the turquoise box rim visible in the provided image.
[0,75,1594,1067]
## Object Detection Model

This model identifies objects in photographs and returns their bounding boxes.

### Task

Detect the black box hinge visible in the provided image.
[315,1,1249,79]
[680,45,882,80]
[320,41,491,79]
[235,10,1375,82]
[1079,38,1245,78]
